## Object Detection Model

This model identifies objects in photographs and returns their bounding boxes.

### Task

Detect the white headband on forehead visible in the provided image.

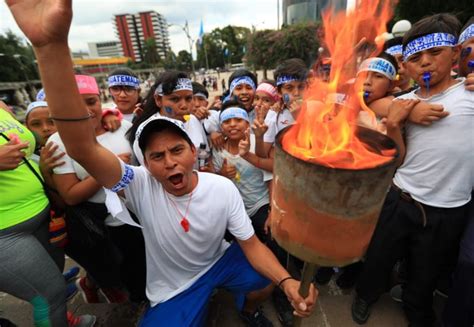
[219,107,249,124]
[26,101,48,118]
[108,75,140,88]
[358,57,397,80]
[403,33,457,61]
[229,76,256,95]
[459,24,474,45]
[385,44,403,56]
[154,78,193,96]
[132,114,189,166]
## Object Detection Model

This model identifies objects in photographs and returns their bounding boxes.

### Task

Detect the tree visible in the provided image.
[0,31,39,82]
[245,23,320,78]
[176,50,192,72]
[196,25,251,69]
[394,0,473,26]
[142,38,161,67]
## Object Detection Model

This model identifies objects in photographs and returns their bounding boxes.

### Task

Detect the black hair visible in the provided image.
[383,36,403,50]
[221,100,246,111]
[377,52,399,75]
[228,69,257,88]
[108,67,138,79]
[273,58,309,90]
[192,82,209,99]
[403,13,462,49]
[126,70,188,145]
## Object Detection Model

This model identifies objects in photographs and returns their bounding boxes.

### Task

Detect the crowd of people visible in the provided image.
[1,1,473,327]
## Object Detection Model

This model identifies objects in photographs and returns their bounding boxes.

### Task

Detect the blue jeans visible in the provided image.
[140,242,270,327]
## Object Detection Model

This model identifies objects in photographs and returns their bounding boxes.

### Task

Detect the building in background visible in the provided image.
[72,57,130,75]
[282,0,347,25]
[88,41,123,58]
[114,11,170,62]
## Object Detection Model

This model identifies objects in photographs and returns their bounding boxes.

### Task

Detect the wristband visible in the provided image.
[278,276,295,289]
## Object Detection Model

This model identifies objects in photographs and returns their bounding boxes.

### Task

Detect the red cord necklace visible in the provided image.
[166,191,193,232]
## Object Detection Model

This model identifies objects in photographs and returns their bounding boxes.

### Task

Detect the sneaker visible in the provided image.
[66,281,78,301]
[63,266,80,283]
[239,307,273,327]
[351,294,371,324]
[314,267,334,285]
[75,277,100,304]
[67,312,96,327]
[99,287,129,304]
[390,284,403,303]
[272,290,294,327]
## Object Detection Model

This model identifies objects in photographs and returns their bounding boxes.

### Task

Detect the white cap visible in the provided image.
[392,20,412,37]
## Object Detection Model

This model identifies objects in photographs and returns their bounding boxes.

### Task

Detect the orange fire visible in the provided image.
[282,0,396,169]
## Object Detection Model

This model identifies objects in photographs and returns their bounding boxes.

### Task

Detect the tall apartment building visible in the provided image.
[114,11,170,62]
[88,41,123,58]
[282,0,347,25]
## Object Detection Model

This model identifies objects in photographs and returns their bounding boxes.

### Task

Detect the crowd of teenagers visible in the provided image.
[1,1,473,326]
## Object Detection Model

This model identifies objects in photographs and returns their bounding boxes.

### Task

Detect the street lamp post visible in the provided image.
[168,21,196,79]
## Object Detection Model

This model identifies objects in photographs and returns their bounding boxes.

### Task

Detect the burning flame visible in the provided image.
[282,0,397,169]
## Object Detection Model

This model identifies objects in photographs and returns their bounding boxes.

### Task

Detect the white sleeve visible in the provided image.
[48,133,76,175]
[203,110,221,134]
[225,180,255,241]
[263,113,277,144]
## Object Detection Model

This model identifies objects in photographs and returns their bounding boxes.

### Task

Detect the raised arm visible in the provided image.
[7,0,121,188]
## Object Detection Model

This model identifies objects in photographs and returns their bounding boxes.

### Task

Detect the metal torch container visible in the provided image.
[271,126,399,267]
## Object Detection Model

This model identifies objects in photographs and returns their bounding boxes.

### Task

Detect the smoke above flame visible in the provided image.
[282,0,397,169]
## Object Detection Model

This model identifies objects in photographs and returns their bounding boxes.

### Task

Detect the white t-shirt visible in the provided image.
[122,113,135,123]
[394,79,474,208]
[263,108,295,144]
[212,135,270,217]
[49,120,133,226]
[120,168,254,306]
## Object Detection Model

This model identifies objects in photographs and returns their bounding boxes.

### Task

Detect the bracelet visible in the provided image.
[277,276,294,289]
[50,114,91,122]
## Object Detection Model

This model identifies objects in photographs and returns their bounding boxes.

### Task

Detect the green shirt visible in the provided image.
[0,109,49,229]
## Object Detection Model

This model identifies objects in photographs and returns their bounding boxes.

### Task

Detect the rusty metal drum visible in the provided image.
[271,126,399,267]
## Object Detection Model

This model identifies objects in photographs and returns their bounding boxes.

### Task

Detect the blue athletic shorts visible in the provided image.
[139,242,271,327]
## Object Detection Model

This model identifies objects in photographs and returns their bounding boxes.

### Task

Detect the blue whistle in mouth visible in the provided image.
[363,91,370,99]
[422,72,431,97]
[283,94,290,104]
[468,60,474,73]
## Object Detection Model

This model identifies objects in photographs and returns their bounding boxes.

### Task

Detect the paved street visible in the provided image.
[0,261,447,326]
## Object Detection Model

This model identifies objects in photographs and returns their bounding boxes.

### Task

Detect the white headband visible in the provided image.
[403,33,457,61]
[26,101,48,118]
[358,57,397,80]
[229,76,256,95]
[155,78,193,96]
[459,24,474,45]
[385,44,403,56]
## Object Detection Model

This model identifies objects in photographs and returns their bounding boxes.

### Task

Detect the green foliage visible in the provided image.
[142,38,161,66]
[394,0,474,27]
[0,31,39,82]
[196,25,250,69]
[246,23,320,74]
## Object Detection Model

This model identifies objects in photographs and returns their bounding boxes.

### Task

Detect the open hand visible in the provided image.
[7,0,73,48]
[39,142,65,173]
[408,101,448,126]
[0,136,28,170]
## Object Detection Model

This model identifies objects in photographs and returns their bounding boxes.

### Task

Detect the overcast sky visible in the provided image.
[1,0,280,55]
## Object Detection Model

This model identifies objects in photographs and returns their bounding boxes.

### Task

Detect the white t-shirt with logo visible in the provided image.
[394,79,474,208]
[263,108,295,144]
[49,121,133,226]
[121,168,254,306]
